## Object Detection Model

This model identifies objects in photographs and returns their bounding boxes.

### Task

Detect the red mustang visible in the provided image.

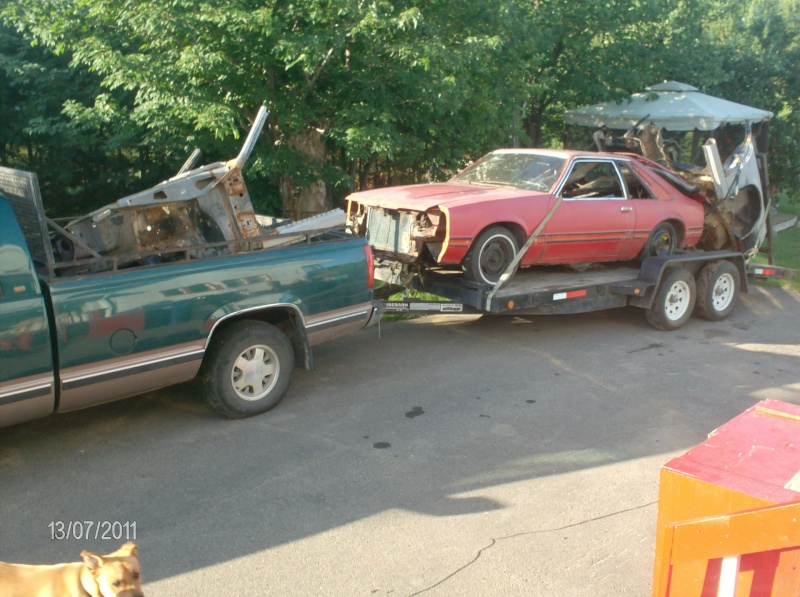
[346,149,706,285]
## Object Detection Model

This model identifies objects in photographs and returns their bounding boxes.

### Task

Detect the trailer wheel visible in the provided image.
[463,226,519,285]
[201,320,295,418]
[640,222,677,259]
[695,260,740,321]
[645,268,696,331]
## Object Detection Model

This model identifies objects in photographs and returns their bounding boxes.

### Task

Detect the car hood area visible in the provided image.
[347,183,547,212]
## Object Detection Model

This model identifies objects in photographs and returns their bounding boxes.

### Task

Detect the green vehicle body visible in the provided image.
[0,190,377,428]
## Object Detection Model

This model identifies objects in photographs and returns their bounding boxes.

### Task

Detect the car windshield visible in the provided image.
[450,152,566,192]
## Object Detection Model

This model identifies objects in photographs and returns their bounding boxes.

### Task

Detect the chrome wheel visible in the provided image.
[232,344,280,401]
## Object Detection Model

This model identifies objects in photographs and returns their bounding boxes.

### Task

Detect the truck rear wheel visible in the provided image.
[645,268,696,331]
[202,320,295,418]
[695,260,740,321]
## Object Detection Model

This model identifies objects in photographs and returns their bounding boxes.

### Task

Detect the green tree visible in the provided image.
[3,0,519,215]
[704,0,800,194]
[505,0,726,147]
[3,0,800,214]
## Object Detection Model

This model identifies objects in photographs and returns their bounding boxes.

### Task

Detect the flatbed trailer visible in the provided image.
[380,251,794,331]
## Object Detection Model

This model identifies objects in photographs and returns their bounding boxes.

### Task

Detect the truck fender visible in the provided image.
[205,303,313,370]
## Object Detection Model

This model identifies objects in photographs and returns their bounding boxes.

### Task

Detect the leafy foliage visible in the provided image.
[2,0,800,217]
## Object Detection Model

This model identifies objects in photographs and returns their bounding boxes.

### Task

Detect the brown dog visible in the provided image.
[0,541,143,597]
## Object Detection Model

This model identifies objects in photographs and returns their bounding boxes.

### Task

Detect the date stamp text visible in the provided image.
[49,520,137,541]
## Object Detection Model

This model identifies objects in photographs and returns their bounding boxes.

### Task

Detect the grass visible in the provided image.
[382,289,451,320]
[754,201,800,292]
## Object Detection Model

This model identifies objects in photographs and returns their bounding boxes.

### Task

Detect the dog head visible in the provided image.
[81,542,144,597]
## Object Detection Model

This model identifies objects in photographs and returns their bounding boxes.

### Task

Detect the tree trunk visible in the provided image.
[279,128,331,221]
[523,103,544,147]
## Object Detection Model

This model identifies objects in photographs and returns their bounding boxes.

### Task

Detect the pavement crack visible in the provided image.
[408,500,657,596]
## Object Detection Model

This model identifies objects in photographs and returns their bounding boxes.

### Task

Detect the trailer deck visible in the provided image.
[380,250,793,329]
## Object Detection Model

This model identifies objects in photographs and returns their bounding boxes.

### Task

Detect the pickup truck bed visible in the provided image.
[0,160,377,428]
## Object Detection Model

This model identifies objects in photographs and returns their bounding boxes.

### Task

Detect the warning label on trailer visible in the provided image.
[384,302,464,313]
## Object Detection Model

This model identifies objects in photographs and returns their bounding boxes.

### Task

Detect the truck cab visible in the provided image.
[0,196,55,425]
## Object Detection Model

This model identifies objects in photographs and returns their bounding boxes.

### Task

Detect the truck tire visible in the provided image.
[645,267,696,331]
[463,226,519,285]
[201,320,295,418]
[695,260,740,321]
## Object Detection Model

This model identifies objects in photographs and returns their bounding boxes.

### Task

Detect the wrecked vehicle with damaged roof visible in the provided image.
[565,81,775,258]
[347,82,774,290]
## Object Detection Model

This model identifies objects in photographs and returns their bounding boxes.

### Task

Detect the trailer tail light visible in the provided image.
[364,243,375,288]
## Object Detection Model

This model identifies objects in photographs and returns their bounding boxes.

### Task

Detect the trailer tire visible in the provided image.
[645,268,696,331]
[695,260,740,321]
[201,320,294,418]
[463,226,519,285]
[640,222,677,259]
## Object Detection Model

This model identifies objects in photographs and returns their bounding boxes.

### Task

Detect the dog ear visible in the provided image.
[118,542,139,558]
[81,551,105,571]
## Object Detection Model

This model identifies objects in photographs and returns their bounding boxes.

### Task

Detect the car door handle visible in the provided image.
[620,206,633,212]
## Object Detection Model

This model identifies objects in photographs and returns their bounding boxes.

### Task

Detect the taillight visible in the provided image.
[363,243,375,288]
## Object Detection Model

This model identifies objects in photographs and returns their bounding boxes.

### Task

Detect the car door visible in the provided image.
[540,159,635,263]
[615,161,667,259]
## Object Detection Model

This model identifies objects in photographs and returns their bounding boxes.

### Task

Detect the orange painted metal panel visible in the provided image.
[652,400,800,597]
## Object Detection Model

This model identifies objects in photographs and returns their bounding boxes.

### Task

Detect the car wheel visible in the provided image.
[641,222,678,259]
[695,260,740,321]
[645,267,696,331]
[201,320,295,418]
[463,226,519,285]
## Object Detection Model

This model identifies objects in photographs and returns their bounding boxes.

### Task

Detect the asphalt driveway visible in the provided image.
[1,285,798,596]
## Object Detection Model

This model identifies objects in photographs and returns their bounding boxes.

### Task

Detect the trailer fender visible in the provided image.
[629,251,747,310]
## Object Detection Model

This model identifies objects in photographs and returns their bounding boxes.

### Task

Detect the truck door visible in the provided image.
[0,202,56,427]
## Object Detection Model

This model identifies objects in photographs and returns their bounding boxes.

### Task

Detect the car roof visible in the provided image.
[490,148,631,161]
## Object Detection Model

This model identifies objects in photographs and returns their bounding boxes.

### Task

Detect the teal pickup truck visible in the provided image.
[0,111,378,428]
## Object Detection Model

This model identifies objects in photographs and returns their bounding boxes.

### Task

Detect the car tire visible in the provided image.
[694,260,740,321]
[640,222,678,259]
[201,320,295,418]
[463,226,519,285]
[645,267,696,331]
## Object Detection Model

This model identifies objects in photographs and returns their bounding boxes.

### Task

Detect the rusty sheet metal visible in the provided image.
[59,107,271,270]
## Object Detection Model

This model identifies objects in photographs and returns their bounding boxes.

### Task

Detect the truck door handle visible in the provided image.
[620,206,633,212]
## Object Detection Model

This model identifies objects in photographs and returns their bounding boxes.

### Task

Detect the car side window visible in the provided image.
[560,161,624,199]
[617,163,655,199]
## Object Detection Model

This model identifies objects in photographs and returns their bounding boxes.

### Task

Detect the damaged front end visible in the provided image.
[346,201,447,286]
